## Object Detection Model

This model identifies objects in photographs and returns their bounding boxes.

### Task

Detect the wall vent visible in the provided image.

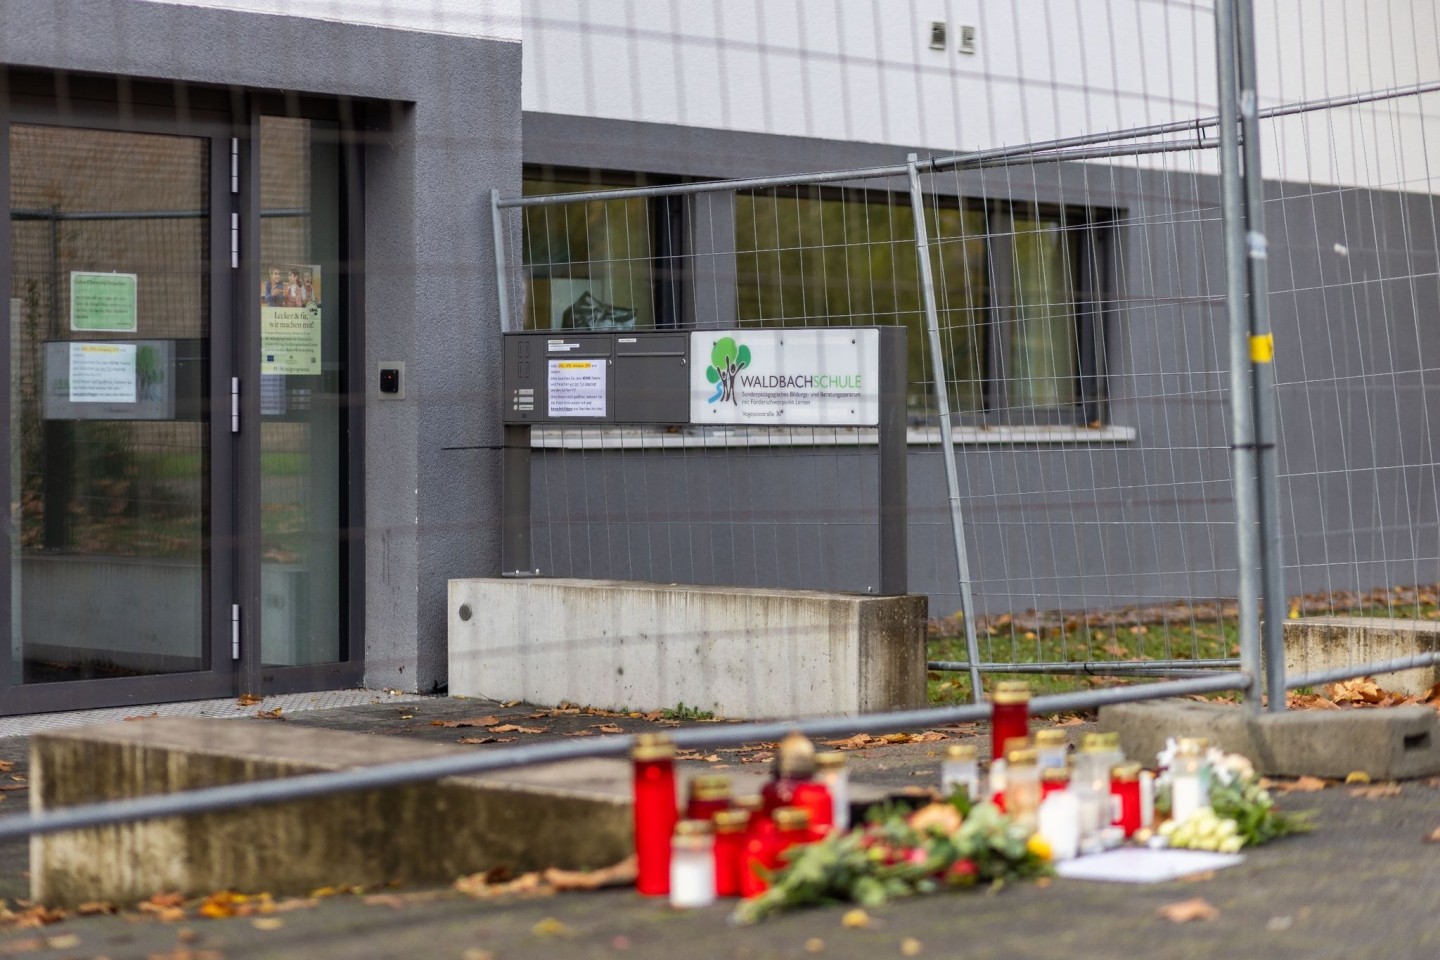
[929,21,947,50]
[957,24,978,55]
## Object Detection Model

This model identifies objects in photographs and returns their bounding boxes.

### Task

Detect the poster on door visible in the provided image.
[260,263,322,375]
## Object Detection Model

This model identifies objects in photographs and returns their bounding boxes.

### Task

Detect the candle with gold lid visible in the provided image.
[685,773,733,820]
[941,743,980,801]
[990,681,1031,760]
[669,819,716,908]
[632,733,678,896]
[815,751,850,831]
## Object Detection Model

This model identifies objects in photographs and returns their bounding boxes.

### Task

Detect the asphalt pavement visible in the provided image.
[0,696,1436,959]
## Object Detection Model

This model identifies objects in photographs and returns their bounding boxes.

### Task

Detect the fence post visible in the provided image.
[1233,0,1288,713]
[906,154,984,704]
[491,188,512,333]
[1214,0,1265,714]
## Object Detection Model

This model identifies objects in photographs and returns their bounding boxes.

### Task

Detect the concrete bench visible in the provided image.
[448,578,927,718]
[30,718,633,907]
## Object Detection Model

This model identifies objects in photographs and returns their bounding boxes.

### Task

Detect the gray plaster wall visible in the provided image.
[3,1,523,692]
[522,114,1440,629]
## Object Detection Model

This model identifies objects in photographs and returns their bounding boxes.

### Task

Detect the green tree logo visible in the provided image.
[705,337,751,405]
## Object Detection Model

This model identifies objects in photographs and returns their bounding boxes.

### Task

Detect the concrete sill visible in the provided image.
[530,424,1138,450]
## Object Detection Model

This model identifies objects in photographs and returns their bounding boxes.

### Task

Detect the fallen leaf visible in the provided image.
[431,716,500,729]
[1287,693,1341,711]
[197,891,252,919]
[145,950,223,960]
[804,937,825,954]
[455,872,549,899]
[561,730,594,737]
[1329,677,1386,705]
[270,898,319,913]
[739,751,774,764]
[900,937,924,956]
[1351,782,1402,799]
[1274,776,1329,793]
[0,904,65,931]
[0,940,43,956]
[138,892,187,923]
[251,917,284,931]
[1424,827,1440,843]
[1158,898,1219,923]
[462,950,497,960]
[530,917,574,938]
[75,902,117,916]
[500,700,522,707]
[675,751,722,763]
[593,724,624,734]
[1345,771,1372,784]
[236,693,264,706]
[124,712,160,721]
[543,856,637,891]
[840,908,877,929]
[457,737,514,745]
[0,761,10,773]
[490,725,545,735]
[254,708,284,720]
[44,934,79,950]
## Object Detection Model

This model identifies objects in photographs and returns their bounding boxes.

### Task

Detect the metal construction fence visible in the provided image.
[491,45,1440,708]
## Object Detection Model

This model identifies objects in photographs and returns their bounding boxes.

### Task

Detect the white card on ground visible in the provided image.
[1054,849,1244,883]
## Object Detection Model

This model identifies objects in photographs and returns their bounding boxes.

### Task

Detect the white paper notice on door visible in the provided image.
[70,342,137,403]
[547,358,607,417]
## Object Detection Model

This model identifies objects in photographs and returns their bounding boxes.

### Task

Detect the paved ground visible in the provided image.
[1,696,1438,959]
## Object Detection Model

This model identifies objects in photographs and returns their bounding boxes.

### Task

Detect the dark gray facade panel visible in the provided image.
[4,0,524,692]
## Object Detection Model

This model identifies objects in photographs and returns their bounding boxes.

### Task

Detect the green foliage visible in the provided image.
[661,701,715,721]
[731,801,1050,925]
[1208,776,1314,847]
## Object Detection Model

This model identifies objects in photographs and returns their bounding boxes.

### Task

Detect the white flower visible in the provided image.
[1156,737,1180,771]
[1219,835,1245,854]
[1208,750,1254,786]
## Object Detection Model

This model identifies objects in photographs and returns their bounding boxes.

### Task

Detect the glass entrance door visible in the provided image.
[3,118,233,708]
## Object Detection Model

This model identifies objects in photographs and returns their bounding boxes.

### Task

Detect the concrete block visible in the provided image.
[30,718,632,907]
[447,578,927,719]
[1283,617,1440,696]
[1097,699,1440,780]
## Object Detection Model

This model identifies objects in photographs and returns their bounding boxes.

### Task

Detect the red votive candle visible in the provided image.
[1111,762,1143,836]
[685,774,733,820]
[990,681,1031,761]
[1041,767,1071,798]
[739,808,779,899]
[712,809,749,897]
[632,733,678,896]
[773,806,815,861]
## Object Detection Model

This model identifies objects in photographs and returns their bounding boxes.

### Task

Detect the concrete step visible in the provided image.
[30,717,636,907]
[1098,699,1440,779]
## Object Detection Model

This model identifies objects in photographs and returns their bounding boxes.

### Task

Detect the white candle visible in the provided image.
[1038,791,1080,861]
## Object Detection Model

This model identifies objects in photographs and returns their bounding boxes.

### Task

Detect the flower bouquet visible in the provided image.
[732,797,1051,925]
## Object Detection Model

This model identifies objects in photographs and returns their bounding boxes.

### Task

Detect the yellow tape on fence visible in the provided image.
[1250,333,1274,364]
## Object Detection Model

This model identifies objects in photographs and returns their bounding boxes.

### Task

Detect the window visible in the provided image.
[520,170,682,331]
[734,189,1109,423]
[517,170,1110,425]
